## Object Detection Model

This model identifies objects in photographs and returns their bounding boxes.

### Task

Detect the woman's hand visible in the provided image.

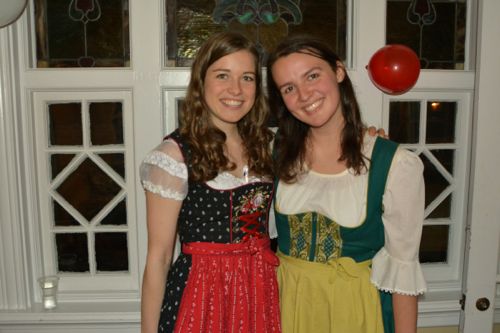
[366,126,388,139]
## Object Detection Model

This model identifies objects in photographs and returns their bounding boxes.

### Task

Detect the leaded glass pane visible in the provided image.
[419,225,449,263]
[428,196,452,219]
[386,0,466,69]
[99,153,125,178]
[426,101,456,143]
[167,0,347,66]
[431,149,454,175]
[56,233,89,272]
[95,232,129,271]
[89,102,124,145]
[55,158,121,221]
[388,101,420,143]
[35,0,130,68]
[99,199,127,226]
[49,103,82,146]
[53,200,80,226]
[51,154,76,179]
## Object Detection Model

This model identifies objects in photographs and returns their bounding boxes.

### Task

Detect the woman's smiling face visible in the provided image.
[271,51,345,129]
[203,50,257,130]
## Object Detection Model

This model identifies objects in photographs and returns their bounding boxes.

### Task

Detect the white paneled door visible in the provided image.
[459,0,500,332]
[0,0,499,332]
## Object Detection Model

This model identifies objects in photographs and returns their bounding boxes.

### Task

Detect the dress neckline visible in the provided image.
[307,167,350,178]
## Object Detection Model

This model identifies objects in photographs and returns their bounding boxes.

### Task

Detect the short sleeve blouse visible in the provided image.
[139,138,276,196]
[140,139,189,201]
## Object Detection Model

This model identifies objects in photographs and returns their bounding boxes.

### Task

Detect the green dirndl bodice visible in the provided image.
[274,137,398,333]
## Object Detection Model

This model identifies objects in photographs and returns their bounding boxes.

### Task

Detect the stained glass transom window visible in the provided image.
[166,0,347,66]
[34,0,130,68]
[386,0,466,70]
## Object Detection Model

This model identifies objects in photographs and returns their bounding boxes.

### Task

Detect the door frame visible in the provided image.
[459,0,500,331]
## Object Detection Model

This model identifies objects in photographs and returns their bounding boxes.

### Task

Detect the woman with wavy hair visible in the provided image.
[140,32,279,333]
[267,35,426,333]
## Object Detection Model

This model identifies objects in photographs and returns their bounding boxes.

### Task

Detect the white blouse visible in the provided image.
[275,134,427,296]
[140,139,273,194]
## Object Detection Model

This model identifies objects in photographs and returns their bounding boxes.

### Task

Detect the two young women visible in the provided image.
[140,32,426,333]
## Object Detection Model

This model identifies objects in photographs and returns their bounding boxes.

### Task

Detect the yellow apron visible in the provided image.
[277,251,384,333]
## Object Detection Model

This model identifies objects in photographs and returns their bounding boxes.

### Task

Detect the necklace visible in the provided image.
[242,165,249,183]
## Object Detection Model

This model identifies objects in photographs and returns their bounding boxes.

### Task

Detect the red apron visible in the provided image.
[173,237,281,333]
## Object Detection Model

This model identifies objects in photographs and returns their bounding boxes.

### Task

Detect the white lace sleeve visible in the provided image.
[139,139,188,201]
[371,147,427,295]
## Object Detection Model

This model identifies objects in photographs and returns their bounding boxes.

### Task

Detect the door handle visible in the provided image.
[476,297,490,311]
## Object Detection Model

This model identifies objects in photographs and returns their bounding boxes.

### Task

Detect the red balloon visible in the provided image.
[367,44,420,95]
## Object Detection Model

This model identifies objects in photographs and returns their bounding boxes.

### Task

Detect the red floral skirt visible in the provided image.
[173,237,281,333]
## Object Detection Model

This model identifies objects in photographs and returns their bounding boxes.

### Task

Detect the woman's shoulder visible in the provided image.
[363,134,422,170]
[155,139,184,161]
[163,128,183,145]
[393,145,423,171]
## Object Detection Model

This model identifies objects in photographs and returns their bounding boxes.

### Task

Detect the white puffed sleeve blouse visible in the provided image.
[140,139,189,201]
[275,134,427,296]
[139,138,273,195]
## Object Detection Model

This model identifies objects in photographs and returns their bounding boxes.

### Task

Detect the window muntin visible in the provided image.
[49,101,127,273]
[32,91,138,295]
[386,95,469,269]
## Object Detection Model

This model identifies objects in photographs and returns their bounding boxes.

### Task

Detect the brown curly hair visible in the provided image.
[179,32,274,182]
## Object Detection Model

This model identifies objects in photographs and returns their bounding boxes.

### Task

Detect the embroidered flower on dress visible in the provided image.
[235,188,269,215]
[233,187,272,240]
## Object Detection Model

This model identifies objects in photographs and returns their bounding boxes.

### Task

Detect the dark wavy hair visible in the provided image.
[266,35,367,183]
[179,32,274,182]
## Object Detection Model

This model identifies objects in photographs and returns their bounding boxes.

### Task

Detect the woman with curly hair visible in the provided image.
[139,32,280,333]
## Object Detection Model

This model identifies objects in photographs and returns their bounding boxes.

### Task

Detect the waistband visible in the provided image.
[277,250,371,279]
[183,237,279,266]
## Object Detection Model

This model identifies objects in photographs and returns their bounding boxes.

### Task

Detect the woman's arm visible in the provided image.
[393,293,418,333]
[141,192,182,333]
[371,147,427,332]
